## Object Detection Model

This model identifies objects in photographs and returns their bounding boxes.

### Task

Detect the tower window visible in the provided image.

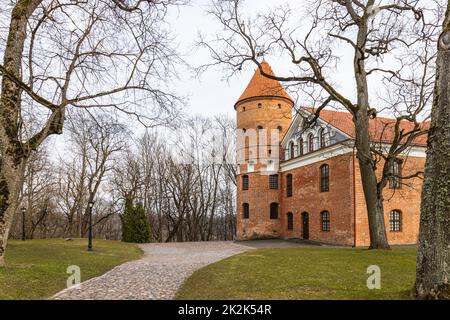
[242,106,246,111]
[321,211,330,232]
[320,164,330,192]
[270,202,279,219]
[242,175,249,190]
[243,203,250,219]
[389,159,402,189]
[389,210,402,232]
[258,103,262,108]
[286,174,293,197]
[278,104,281,109]
[287,212,294,230]
[269,174,279,189]
[257,125,263,130]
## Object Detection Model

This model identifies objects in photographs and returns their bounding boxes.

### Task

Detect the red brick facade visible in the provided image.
[235,62,425,246]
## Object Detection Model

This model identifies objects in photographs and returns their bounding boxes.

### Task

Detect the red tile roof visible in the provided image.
[235,61,293,108]
[303,108,428,147]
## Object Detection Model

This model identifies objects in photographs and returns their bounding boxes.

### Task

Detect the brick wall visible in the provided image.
[279,152,355,245]
[354,153,424,246]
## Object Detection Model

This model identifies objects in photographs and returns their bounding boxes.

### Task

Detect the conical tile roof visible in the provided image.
[234,61,293,108]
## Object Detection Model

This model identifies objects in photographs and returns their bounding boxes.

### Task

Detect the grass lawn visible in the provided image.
[177,246,417,300]
[0,239,143,300]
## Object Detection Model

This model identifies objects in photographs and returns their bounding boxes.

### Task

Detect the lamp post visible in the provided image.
[21,207,26,241]
[87,201,95,251]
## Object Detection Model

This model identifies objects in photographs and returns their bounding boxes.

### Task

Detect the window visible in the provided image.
[389,210,402,232]
[243,203,249,219]
[308,134,315,152]
[258,103,262,108]
[320,164,330,192]
[270,202,279,219]
[389,159,402,189]
[286,174,293,197]
[287,212,294,230]
[320,128,326,148]
[242,175,249,190]
[321,211,330,232]
[299,138,304,156]
[289,141,295,159]
[269,174,279,189]
[257,125,263,130]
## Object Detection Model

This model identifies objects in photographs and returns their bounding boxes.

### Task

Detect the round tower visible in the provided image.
[235,61,293,240]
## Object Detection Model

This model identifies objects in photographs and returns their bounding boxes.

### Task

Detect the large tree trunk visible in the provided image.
[0,0,41,266]
[415,5,450,299]
[353,11,390,250]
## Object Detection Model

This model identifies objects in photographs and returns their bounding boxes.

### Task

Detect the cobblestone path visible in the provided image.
[52,241,251,300]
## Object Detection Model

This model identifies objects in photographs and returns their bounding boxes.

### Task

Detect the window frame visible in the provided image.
[321,211,330,232]
[287,212,294,230]
[320,128,326,148]
[242,175,249,191]
[286,174,293,197]
[270,202,279,219]
[289,141,295,159]
[320,164,330,192]
[308,133,314,152]
[242,203,250,219]
[269,174,279,189]
[389,159,402,190]
[389,210,402,232]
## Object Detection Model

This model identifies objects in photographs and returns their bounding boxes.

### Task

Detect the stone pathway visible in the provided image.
[52,241,252,300]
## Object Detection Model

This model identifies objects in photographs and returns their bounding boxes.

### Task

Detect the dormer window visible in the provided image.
[289,141,295,159]
[319,128,326,148]
[308,134,315,152]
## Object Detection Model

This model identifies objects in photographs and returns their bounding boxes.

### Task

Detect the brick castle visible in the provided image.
[235,61,426,246]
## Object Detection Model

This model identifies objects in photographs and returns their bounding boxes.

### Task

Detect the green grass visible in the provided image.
[177,246,418,300]
[0,239,143,300]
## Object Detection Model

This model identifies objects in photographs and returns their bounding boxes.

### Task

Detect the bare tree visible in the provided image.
[415,2,450,299]
[56,112,128,237]
[201,0,439,249]
[0,0,184,265]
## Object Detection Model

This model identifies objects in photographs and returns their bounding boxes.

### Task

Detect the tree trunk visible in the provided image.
[353,13,390,250]
[0,0,41,266]
[415,5,450,299]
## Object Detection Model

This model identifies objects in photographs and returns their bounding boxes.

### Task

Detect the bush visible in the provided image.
[121,198,151,243]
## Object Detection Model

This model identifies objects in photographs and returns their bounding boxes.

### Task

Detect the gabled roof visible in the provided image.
[234,61,293,108]
[286,107,428,147]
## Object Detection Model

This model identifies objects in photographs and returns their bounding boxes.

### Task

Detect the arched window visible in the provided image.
[308,133,315,152]
[269,174,279,189]
[320,164,330,192]
[299,138,304,156]
[287,212,294,230]
[389,210,402,232]
[389,159,402,189]
[270,202,279,219]
[289,141,295,159]
[319,128,326,148]
[243,203,250,219]
[321,211,330,231]
[286,174,293,197]
[242,175,249,190]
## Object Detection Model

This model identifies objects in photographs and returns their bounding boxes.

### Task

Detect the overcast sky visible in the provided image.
[165,0,348,118]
